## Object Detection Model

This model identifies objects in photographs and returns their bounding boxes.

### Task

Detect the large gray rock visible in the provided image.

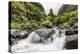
[65,30,78,49]
[64,35,78,49]
[35,28,55,39]
[65,35,78,41]
[31,28,56,44]
[65,29,78,35]
[10,29,29,39]
[9,29,29,45]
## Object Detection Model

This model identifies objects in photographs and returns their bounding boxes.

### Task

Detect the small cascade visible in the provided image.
[11,27,66,52]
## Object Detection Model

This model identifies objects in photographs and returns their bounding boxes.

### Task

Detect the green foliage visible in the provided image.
[11,1,45,21]
[10,1,78,30]
[41,20,53,28]
[52,11,77,26]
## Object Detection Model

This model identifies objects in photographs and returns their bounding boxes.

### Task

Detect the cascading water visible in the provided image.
[11,28,66,52]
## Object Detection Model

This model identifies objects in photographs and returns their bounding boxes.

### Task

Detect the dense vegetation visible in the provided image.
[9,1,78,30]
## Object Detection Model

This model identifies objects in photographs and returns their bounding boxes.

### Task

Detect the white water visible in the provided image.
[11,28,66,53]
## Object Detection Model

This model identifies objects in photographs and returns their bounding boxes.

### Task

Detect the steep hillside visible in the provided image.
[58,4,78,15]
[9,1,46,30]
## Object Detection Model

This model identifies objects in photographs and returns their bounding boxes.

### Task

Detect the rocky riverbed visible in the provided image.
[9,26,78,52]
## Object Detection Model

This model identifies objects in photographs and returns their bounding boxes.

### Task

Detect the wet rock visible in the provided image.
[9,29,29,45]
[65,35,78,41]
[65,34,78,49]
[65,29,78,35]
[65,39,78,49]
[10,29,29,39]
[35,28,55,40]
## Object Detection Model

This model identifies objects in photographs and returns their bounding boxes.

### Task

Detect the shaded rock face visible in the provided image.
[58,4,78,15]
[65,29,78,49]
[10,29,29,39]
[65,39,78,49]
[65,29,78,35]
[64,34,78,49]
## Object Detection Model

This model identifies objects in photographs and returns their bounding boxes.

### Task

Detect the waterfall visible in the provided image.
[11,28,66,52]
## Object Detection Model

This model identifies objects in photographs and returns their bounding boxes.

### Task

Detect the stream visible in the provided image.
[11,27,66,52]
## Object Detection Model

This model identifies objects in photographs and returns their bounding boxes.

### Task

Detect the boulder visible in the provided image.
[35,28,55,40]
[65,34,78,49]
[65,35,78,41]
[10,29,29,39]
[65,39,78,49]
[9,29,29,45]
[65,29,78,35]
